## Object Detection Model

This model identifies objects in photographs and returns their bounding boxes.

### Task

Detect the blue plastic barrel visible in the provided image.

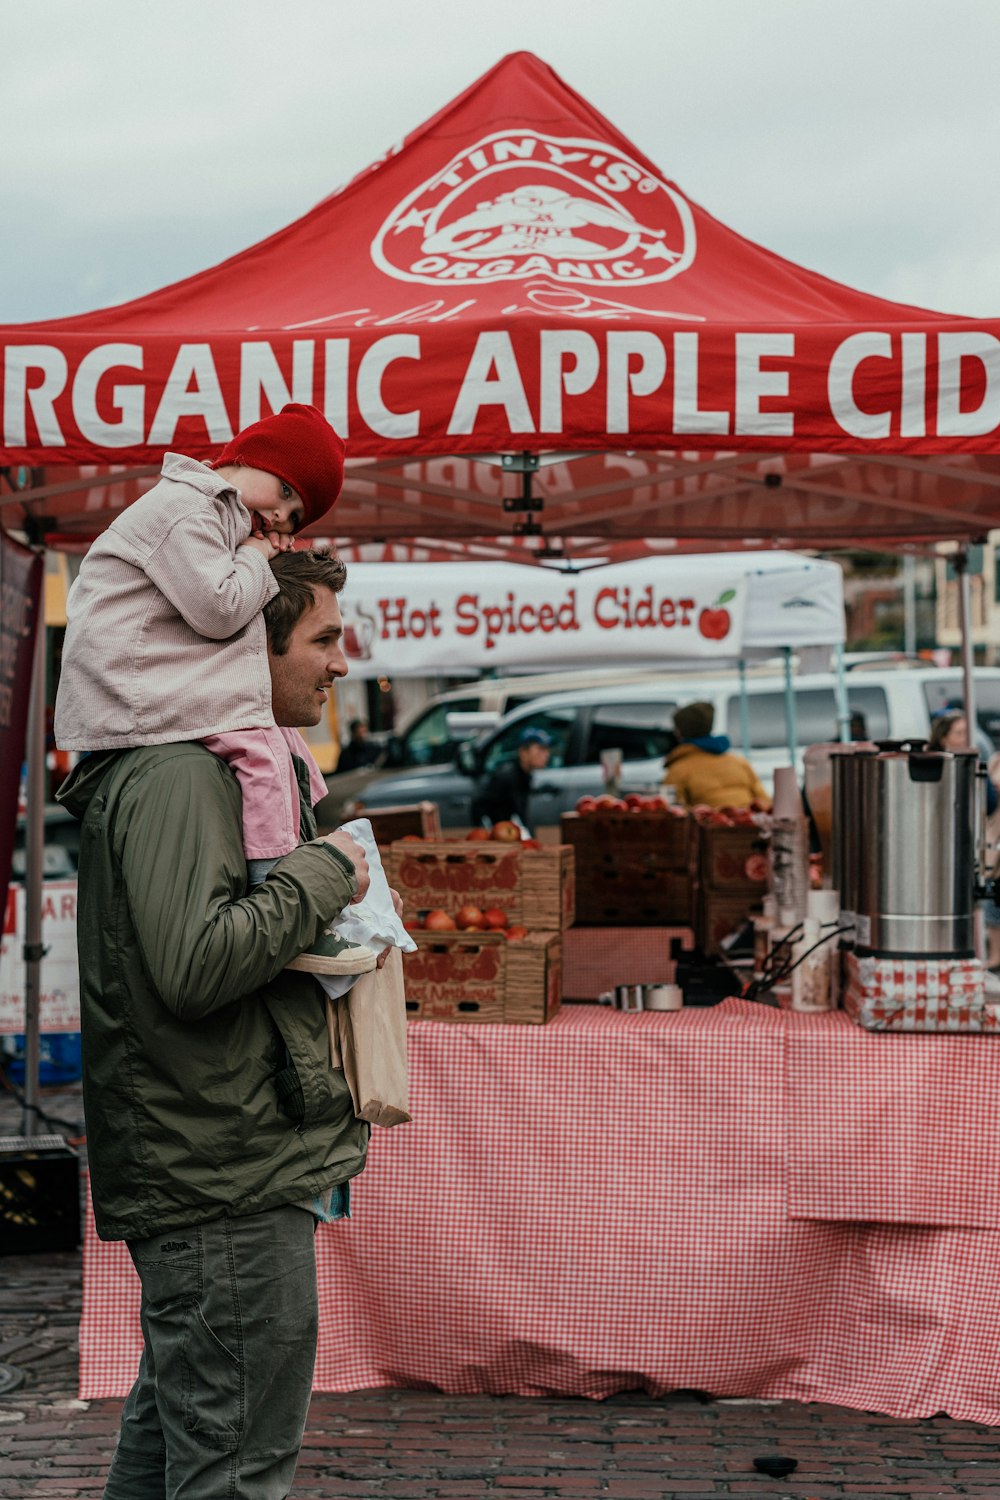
[4,1032,82,1086]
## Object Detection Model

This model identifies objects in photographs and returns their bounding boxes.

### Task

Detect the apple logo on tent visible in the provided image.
[373,129,695,289]
[698,590,735,641]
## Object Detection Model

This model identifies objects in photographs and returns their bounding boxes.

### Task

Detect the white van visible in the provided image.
[349,664,1000,830]
[377,665,680,772]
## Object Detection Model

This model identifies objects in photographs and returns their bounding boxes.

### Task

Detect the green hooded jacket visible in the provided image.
[57,742,369,1241]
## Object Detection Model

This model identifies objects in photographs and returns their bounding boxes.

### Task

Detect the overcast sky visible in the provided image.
[3,0,999,324]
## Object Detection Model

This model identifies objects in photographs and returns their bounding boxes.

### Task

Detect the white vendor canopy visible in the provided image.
[338,552,846,678]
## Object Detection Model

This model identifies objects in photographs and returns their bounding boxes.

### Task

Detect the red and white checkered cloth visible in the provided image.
[81,1002,1000,1424]
[787,1008,1000,1228]
[843,951,996,1032]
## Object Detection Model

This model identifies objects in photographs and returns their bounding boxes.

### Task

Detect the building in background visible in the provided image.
[936,542,1000,666]
[828,551,938,658]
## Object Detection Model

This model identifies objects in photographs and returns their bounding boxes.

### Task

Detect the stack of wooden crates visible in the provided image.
[558,810,691,925]
[386,839,575,1024]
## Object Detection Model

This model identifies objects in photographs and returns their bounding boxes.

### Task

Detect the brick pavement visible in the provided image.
[3,1080,1000,1498]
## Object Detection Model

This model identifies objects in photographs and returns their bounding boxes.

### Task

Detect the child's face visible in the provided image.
[239,468,305,533]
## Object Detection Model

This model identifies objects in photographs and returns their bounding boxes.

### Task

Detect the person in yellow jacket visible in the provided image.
[663,700,771,809]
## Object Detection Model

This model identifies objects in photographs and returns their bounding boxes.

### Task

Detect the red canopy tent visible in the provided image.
[3,50,1000,557]
[2,50,998,1130]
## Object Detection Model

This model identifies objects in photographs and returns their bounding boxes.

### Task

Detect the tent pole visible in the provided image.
[21,600,46,1138]
[903,554,917,657]
[782,646,798,769]
[834,643,850,742]
[955,546,977,752]
[738,658,751,757]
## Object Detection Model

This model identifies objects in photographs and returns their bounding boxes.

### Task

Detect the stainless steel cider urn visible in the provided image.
[853,746,981,958]
[831,745,876,946]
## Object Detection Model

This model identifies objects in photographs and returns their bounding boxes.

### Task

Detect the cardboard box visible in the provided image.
[559,811,692,926]
[389,841,574,930]
[403,930,561,1024]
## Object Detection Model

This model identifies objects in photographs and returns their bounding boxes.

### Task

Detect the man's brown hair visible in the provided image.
[264,549,347,656]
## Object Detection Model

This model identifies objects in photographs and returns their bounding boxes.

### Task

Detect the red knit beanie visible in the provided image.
[214,404,346,530]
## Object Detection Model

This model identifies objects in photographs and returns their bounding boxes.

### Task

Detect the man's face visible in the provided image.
[268,586,348,727]
[521,742,550,771]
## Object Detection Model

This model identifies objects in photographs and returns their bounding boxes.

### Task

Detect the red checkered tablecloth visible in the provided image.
[81,1002,1000,1424]
[787,1009,1000,1226]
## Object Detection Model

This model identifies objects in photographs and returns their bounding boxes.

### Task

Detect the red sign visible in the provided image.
[0,529,42,913]
[1,54,999,467]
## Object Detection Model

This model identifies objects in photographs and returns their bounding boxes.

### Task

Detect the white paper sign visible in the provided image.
[0,880,81,1034]
[339,559,748,677]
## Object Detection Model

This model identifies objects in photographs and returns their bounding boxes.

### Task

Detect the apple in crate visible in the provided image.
[505,925,528,941]
[424,909,457,932]
[482,907,509,930]
[491,820,522,842]
[455,904,486,930]
[465,827,491,841]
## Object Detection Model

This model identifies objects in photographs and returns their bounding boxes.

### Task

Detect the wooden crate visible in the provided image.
[694,887,761,955]
[402,931,562,1024]
[362,802,442,846]
[388,841,575,930]
[696,822,769,896]
[559,811,693,926]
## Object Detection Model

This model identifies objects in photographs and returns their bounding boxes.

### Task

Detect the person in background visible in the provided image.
[928,709,971,754]
[471,726,552,835]
[928,709,996,808]
[663,700,770,810]
[929,709,1000,969]
[986,750,1000,974]
[937,699,994,762]
[335,717,382,773]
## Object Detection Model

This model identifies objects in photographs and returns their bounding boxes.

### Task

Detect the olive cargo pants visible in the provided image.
[103,1204,319,1500]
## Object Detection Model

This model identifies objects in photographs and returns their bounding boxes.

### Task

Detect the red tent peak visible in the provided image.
[10,49,948,337]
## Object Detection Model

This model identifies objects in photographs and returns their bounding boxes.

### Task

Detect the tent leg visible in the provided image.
[955,546,978,752]
[782,646,798,768]
[903,554,917,656]
[21,603,46,1138]
[738,659,751,758]
[834,643,850,742]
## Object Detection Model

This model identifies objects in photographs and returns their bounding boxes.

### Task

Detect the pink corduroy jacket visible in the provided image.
[54,455,280,750]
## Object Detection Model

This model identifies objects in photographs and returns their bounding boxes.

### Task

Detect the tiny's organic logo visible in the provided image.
[373,130,695,289]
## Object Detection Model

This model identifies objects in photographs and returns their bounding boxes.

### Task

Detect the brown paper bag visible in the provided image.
[326,946,411,1128]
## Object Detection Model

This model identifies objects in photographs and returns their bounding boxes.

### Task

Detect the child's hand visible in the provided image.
[241,535,277,560]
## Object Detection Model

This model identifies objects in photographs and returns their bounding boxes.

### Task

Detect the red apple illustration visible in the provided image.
[698,589,735,640]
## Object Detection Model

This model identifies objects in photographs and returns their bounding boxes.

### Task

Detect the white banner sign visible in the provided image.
[339,559,749,677]
[0,880,81,1034]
